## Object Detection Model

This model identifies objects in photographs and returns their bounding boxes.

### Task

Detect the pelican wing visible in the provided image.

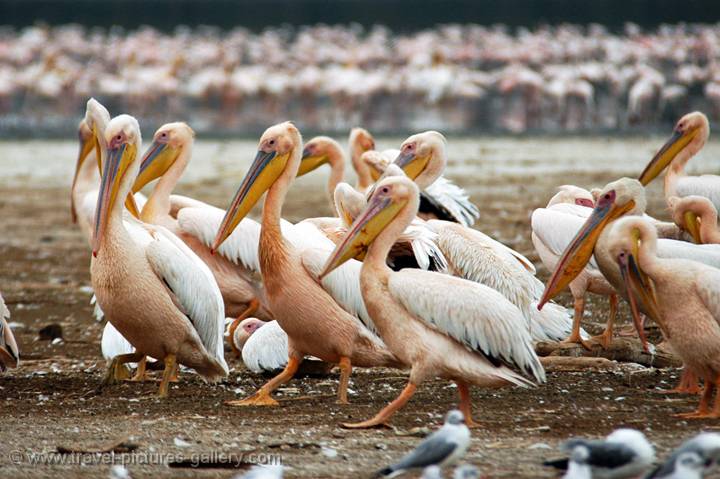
[424,176,480,227]
[0,294,19,370]
[100,321,135,361]
[695,268,720,327]
[531,206,601,270]
[657,239,720,269]
[396,222,448,271]
[388,269,545,382]
[676,175,720,212]
[144,226,228,372]
[241,320,288,373]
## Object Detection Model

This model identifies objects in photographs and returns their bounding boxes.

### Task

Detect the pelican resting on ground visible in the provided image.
[320,174,545,428]
[669,195,720,244]
[608,216,720,418]
[230,318,286,373]
[0,293,19,372]
[532,185,618,348]
[639,111,720,210]
[212,121,401,406]
[90,114,228,396]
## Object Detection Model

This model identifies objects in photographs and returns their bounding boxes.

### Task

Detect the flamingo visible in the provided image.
[90,114,227,397]
[532,185,618,348]
[211,121,400,407]
[319,174,544,428]
[608,216,720,418]
[638,112,719,210]
[0,293,19,372]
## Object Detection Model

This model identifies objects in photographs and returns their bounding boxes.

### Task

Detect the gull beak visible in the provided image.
[211,149,289,251]
[319,192,405,279]
[92,142,137,257]
[538,199,636,308]
[71,131,95,223]
[133,141,179,193]
[683,211,702,244]
[393,150,430,181]
[297,147,328,177]
[638,127,697,186]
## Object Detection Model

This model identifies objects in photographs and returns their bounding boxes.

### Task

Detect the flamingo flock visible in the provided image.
[2,23,720,134]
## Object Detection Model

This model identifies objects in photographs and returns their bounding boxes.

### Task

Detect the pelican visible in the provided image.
[298,136,345,207]
[532,185,618,348]
[607,216,720,418]
[0,293,19,372]
[212,122,400,406]
[231,318,287,373]
[90,114,228,396]
[348,127,376,192]
[638,112,719,210]
[668,195,719,244]
[319,174,544,428]
[130,122,272,347]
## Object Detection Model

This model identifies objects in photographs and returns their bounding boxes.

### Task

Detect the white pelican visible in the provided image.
[212,122,400,406]
[231,318,287,373]
[532,185,618,348]
[298,136,346,207]
[668,195,719,244]
[319,174,544,428]
[90,114,227,396]
[608,216,720,418]
[638,112,719,209]
[348,127,376,192]
[130,122,273,348]
[0,293,19,372]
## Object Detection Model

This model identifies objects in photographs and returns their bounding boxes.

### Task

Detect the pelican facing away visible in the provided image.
[320,174,544,428]
[608,217,720,418]
[638,112,719,209]
[668,195,720,244]
[212,122,400,406]
[90,114,228,396]
[0,293,19,372]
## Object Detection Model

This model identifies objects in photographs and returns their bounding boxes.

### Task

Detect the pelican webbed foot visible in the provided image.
[103,352,145,386]
[655,369,702,395]
[128,357,149,382]
[226,355,300,407]
[341,382,417,429]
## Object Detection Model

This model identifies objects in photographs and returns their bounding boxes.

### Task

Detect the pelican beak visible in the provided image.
[212,149,289,251]
[683,211,702,244]
[133,140,179,193]
[538,198,636,308]
[368,162,384,181]
[92,142,136,257]
[394,150,431,181]
[319,192,405,279]
[638,127,698,186]
[70,131,95,223]
[297,147,328,177]
[618,237,661,352]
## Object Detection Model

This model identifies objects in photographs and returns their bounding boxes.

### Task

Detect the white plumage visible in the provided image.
[425,176,480,227]
[238,320,288,373]
[675,175,720,213]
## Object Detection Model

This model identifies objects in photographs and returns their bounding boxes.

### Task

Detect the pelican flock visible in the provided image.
[7,87,720,477]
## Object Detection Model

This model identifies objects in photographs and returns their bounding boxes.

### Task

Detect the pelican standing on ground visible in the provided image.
[90,114,228,396]
[212,122,400,406]
[320,174,544,428]
[638,112,720,209]
[608,217,720,418]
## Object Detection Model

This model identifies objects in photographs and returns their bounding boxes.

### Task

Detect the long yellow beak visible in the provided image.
[618,242,661,352]
[319,192,405,279]
[538,199,635,308]
[638,128,697,186]
[71,131,95,223]
[133,141,179,193]
[93,143,136,257]
[683,211,702,244]
[297,147,328,177]
[393,151,430,181]
[212,150,290,251]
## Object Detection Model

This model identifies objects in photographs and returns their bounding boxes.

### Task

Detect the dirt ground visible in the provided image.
[1,137,719,479]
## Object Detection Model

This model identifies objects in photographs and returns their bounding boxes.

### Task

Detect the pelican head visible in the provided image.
[362,150,390,182]
[393,131,447,188]
[668,195,715,244]
[133,122,195,193]
[539,178,645,307]
[638,111,710,186]
[547,185,595,208]
[333,182,366,227]
[231,317,266,351]
[349,127,375,160]
[607,217,662,350]
[320,175,419,278]
[92,115,141,257]
[212,122,301,251]
[299,136,342,177]
[70,119,95,223]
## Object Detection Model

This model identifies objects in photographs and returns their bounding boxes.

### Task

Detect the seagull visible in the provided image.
[233,465,284,479]
[649,451,705,479]
[647,432,720,478]
[421,465,443,479]
[544,429,655,479]
[452,464,480,479]
[374,410,470,478]
[563,446,592,479]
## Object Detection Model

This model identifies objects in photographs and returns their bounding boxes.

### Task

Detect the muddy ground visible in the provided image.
[1,137,719,478]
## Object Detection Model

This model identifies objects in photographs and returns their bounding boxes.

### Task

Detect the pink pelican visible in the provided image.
[608,216,720,418]
[319,174,544,428]
[668,195,720,244]
[0,293,19,372]
[348,127,377,192]
[212,122,400,406]
[298,136,346,206]
[90,114,227,397]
